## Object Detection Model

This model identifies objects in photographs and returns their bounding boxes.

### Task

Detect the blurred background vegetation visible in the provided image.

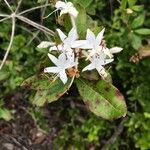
[0,0,150,149]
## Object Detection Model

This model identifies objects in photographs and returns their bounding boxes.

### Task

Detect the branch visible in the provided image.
[101,117,128,150]
[16,15,55,36]
[0,14,16,70]
[0,14,9,17]
[18,4,51,15]
[0,16,10,22]
[3,0,14,13]
[15,0,23,13]
[16,25,41,43]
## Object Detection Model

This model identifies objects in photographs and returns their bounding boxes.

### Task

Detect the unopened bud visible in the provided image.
[127,8,133,14]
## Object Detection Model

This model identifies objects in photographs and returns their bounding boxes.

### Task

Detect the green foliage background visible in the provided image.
[0,0,150,149]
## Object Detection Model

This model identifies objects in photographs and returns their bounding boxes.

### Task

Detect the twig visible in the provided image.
[26,31,40,47]
[18,4,51,15]
[0,14,9,17]
[16,15,55,36]
[26,0,50,46]
[3,0,14,13]
[0,14,15,70]
[16,25,41,43]
[2,134,28,150]
[0,16,10,22]
[41,0,49,24]
[15,0,23,13]
[101,117,128,150]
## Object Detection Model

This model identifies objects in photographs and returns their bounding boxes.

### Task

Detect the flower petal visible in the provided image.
[104,59,114,65]
[37,41,55,48]
[55,1,66,9]
[59,70,68,84]
[109,47,123,53]
[103,48,113,58]
[86,29,96,43]
[67,27,78,44]
[56,29,67,42]
[73,40,93,49]
[48,53,58,66]
[82,63,95,72]
[44,67,60,73]
[69,7,78,17]
[58,53,66,63]
[96,28,105,45]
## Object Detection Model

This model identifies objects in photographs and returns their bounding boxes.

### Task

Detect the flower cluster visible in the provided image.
[37,1,123,84]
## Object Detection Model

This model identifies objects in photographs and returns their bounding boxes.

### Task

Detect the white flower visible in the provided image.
[74,28,123,59]
[55,1,78,18]
[50,27,78,58]
[44,53,77,84]
[37,41,55,48]
[73,28,105,57]
[82,54,114,78]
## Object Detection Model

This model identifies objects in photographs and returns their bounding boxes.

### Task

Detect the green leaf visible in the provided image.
[76,78,127,120]
[131,14,145,29]
[22,75,71,106]
[134,28,150,35]
[131,33,142,49]
[76,4,87,39]
[128,0,136,7]
[75,0,93,8]
[121,0,127,9]
[0,108,12,121]
[131,5,144,12]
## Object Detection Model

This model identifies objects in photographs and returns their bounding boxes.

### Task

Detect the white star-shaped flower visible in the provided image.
[55,1,78,18]
[73,28,123,59]
[82,53,114,78]
[44,53,77,84]
[50,27,78,59]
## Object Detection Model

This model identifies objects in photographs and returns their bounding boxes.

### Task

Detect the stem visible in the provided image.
[3,0,14,13]
[16,15,55,36]
[70,15,76,29]
[18,4,51,15]
[0,14,15,70]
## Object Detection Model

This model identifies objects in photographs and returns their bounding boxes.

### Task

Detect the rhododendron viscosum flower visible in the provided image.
[44,53,77,84]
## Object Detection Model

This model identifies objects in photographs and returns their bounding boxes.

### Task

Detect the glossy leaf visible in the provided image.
[76,78,127,120]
